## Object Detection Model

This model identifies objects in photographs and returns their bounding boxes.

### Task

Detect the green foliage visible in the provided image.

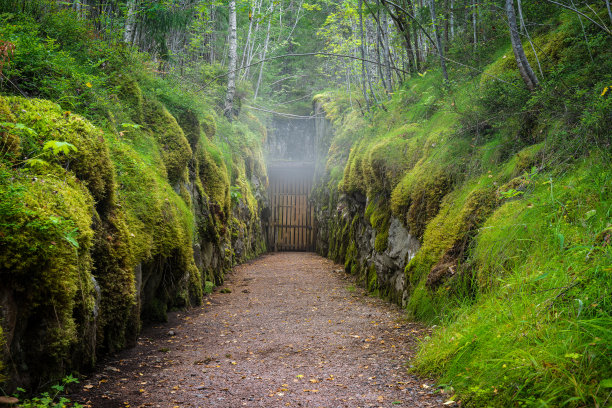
[315,7,612,407]
[143,100,192,183]
[0,165,97,379]
[13,375,83,408]
[0,6,269,391]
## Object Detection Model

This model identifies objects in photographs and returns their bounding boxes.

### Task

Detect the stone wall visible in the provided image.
[312,101,420,305]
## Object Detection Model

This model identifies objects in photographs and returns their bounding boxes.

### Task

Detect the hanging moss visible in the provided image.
[367,264,379,294]
[391,168,453,239]
[196,136,230,216]
[91,208,138,354]
[0,165,97,382]
[143,100,192,184]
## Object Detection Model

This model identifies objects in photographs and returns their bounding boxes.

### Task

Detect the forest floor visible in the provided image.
[72,252,450,408]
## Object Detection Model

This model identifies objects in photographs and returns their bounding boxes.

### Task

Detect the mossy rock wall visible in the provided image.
[0,82,267,390]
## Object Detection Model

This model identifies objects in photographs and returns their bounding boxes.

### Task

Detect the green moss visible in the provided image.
[391,168,453,239]
[196,137,231,216]
[0,165,97,379]
[177,109,201,148]
[367,264,378,293]
[0,96,20,160]
[143,100,192,183]
[115,74,144,124]
[368,199,391,253]
[6,97,116,212]
[201,112,217,140]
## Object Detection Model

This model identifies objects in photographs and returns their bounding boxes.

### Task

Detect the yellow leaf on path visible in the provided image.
[139,389,145,393]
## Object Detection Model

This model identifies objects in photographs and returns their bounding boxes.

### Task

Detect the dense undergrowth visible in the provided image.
[313,9,611,407]
[0,7,267,390]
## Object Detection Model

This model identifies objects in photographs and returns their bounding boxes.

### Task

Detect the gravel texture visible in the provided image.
[73,252,449,408]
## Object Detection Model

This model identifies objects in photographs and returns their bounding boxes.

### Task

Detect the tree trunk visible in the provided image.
[209,4,216,63]
[254,3,273,100]
[224,0,238,120]
[607,0,612,25]
[506,0,538,91]
[239,2,256,79]
[246,0,263,79]
[449,0,454,39]
[412,0,421,70]
[517,0,544,78]
[472,0,477,50]
[358,0,371,111]
[382,10,394,91]
[430,0,448,81]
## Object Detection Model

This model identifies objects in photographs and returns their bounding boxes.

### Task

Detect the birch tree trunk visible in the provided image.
[449,0,454,39]
[224,0,238,120]
[430,0,448,81]
[239,2,256,79]
[254,4,273,100]
[246,0,263,79]
[472,0,478,51]
[506,0,539,91]
[123,0,138,44]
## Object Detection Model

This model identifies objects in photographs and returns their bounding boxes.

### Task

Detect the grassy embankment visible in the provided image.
[314,9,611,407]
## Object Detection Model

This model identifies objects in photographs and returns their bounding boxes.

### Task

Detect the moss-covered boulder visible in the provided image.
[5,97,116,213]
[0,166,98,385]
[144,100,192,183]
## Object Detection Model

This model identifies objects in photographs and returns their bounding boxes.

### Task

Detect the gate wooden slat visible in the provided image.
[266,162,314,252]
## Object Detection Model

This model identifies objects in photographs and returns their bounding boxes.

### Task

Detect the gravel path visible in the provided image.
[74,252,447,408]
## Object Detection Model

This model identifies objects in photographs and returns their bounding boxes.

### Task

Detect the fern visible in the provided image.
[42,140,78,155]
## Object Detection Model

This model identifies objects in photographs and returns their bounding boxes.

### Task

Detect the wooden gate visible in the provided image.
[266,162,315,251]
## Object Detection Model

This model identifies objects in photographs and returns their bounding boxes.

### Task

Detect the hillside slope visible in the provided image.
[312,10,611,407]
[0,11,268,389]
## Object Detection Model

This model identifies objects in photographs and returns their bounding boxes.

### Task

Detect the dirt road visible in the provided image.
[73,253,447,407]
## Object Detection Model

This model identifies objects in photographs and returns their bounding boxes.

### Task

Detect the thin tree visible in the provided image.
[254,3,273,100]
[240,0,257,78]
[224,0,238,120]
[506,0,538,91]
[358,0,372,111]
[429,0,448,81]
[123,0,138,44]
[449,0,454,40]
[516,0,544,78]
